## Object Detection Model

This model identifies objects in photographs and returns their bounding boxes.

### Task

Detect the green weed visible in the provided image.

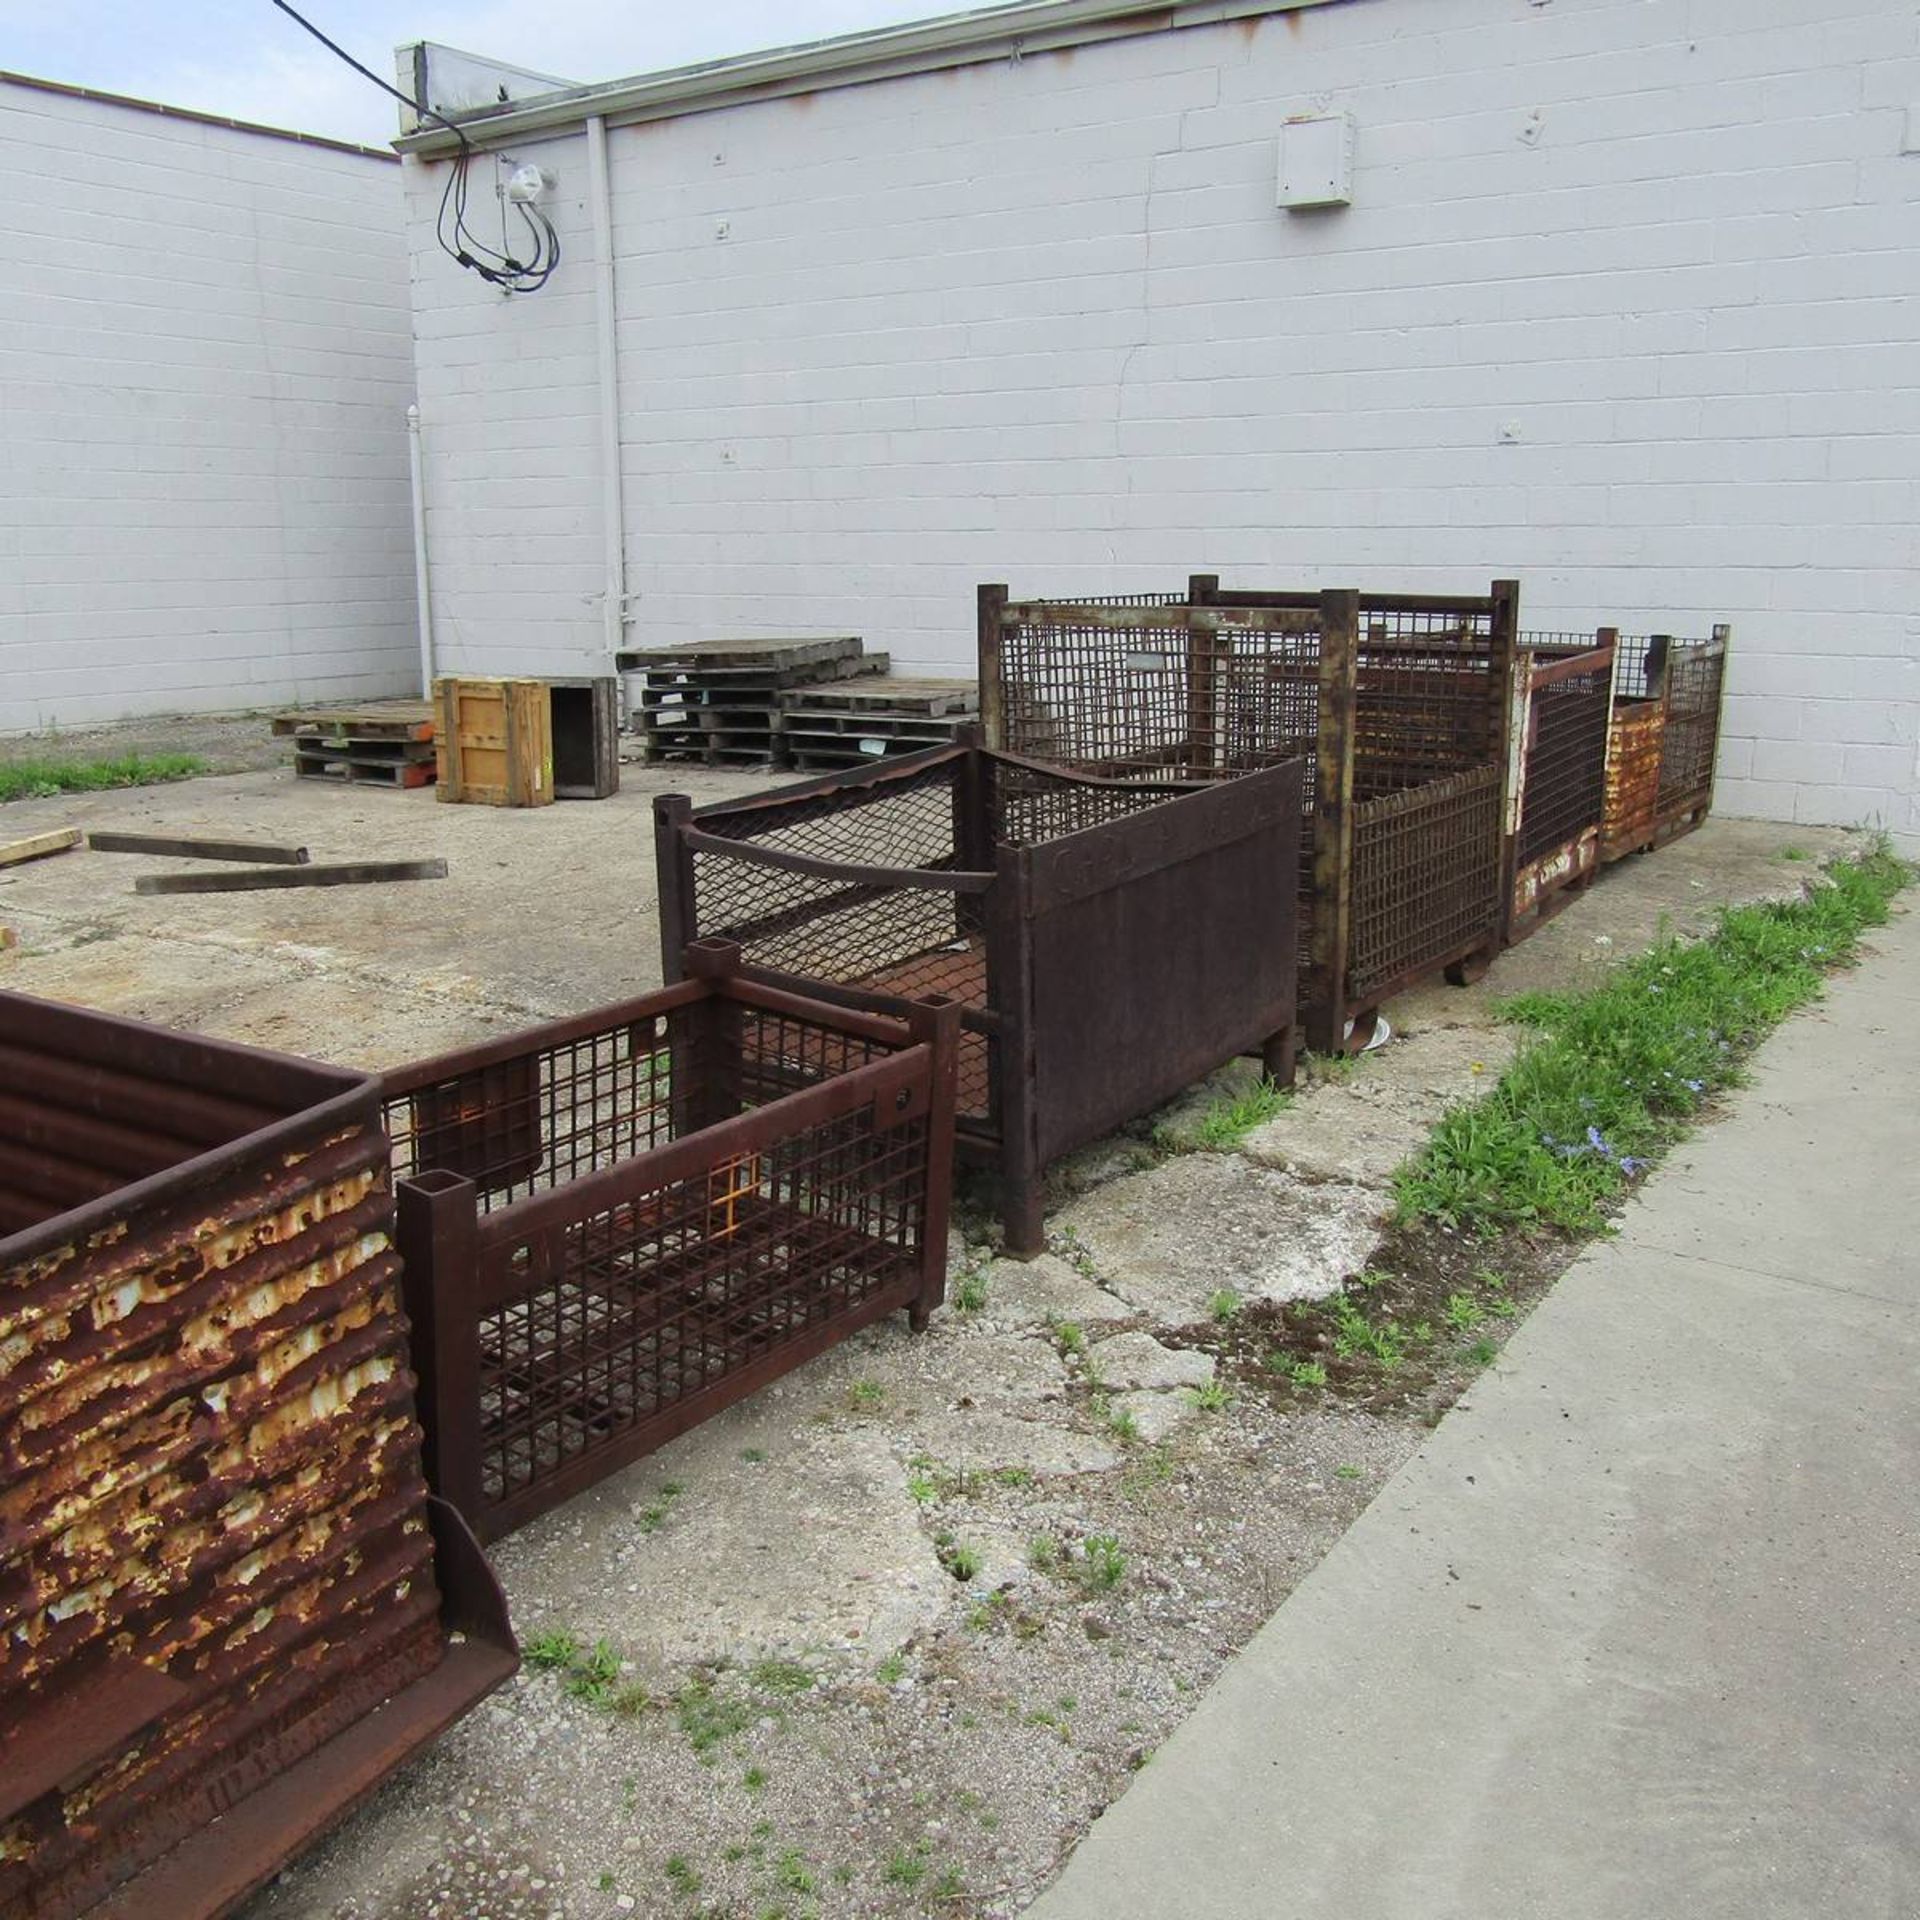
[1208,1288,1242,1323]
[1396,846,1911,1237]
[1050,1318,1087,1356]
[1074,1533,1126,1594]
[677,1676,754,1755]
[1183,1077,1291,1151]
[663,1855,701,1897]
[748,1657,815,1696]
[1186,1381,1231,1412]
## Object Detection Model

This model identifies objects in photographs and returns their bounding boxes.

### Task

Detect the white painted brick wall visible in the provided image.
[0,80,418,734]
[407,0,1920,842]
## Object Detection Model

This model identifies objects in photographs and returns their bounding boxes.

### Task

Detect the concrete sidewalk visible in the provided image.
[1029,905,1919,1920]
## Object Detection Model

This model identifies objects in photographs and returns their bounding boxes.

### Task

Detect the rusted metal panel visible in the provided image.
[385,950,959,1542]
[0,991,515,1920]
[1602,699,1667,861]
[652,749,1301,1255]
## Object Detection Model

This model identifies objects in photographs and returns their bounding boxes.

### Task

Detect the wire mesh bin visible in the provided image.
[382,944,960,1543]
[1503,633,1616,939]
[654,744,1302,1256]
[1554,626,1729,862]
[0,992,516,1920]
[978,580,1516,1055]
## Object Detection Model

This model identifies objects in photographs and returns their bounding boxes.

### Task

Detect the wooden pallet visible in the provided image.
[272,701,435,743]
[294,745,436,789]
[616,636,867,675]
[776,676,976,719]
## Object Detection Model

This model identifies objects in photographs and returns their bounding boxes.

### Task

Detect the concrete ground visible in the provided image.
[1028,903,1919,1920]
[0,748,1880,1920]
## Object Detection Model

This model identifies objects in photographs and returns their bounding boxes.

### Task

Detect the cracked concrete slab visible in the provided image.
[1112,1390,1198,1445]
[1089,1330,1216,1393]
[1056,1156,1384,1321]
[976,1252,1137,1331]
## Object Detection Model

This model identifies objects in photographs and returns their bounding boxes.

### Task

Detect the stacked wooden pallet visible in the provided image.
[776,676,980,770]
[621,637,887,767]
[273,701,437,788]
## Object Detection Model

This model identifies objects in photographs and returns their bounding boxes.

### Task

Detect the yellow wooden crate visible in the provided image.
[434,678,553,807]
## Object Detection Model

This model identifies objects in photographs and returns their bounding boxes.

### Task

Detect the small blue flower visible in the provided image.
[1620,1156,1647,1176]
[1684,1079,1704,1094]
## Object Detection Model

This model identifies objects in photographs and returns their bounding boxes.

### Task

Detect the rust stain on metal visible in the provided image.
[2,989,514,1920]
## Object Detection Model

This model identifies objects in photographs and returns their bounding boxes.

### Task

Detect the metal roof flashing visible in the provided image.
[393,0,1338,155]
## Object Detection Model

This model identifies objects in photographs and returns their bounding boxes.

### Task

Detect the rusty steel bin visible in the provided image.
[979,580,1515,1055]
[1504,633,1616,940]
[1600,627,1730,860]
[655,746,1302,1256]
[0,992,516,1920]
[382,943,961,1542]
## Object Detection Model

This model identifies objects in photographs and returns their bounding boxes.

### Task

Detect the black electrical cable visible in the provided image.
[268,0,559,292]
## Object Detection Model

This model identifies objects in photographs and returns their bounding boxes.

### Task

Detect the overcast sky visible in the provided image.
[2,1,968,146]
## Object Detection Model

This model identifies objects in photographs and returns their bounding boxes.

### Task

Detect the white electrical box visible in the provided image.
[1277,112,1354,210]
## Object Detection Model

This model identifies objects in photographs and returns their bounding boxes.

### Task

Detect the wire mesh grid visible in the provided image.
[386,1020,681,1208]
[384,1003,893,1211]
[1348,766,1504,1001]
[1352,607,1500,800]
[991,758,1188,845]
[679,752,1207,1122]
[1657,639,1725,814]
[689,761,965,985]
[475,1099,930,1506]
[997,604,1214,776]
[1516,656,1613,867]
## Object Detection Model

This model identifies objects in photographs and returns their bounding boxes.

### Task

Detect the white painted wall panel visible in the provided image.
[407,0,1920,842]
[0,79,417,733]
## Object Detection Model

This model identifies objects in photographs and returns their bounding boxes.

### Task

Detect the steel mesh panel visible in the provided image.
[679,754,1206,1123]
[690,762,965,985]
[1348,765,1503,1001]
[1516,654,1612,866]
[1657,640,1725,813]
[990,758,1187,845]
[998,604,1208,776]
[1352,607,1499,800]
[475,1101,930,1507]
[384,1004,890,1211]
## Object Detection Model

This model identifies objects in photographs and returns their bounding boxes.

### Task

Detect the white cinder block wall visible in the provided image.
[0,77,419,735]
[402,0,1920,843]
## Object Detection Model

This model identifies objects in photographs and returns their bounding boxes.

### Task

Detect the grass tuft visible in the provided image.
[1170,1076,1292,1152]
[0,752,206,803]
[1395,846,1910,1237]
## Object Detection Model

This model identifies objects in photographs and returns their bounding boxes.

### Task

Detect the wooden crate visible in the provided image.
[434,678,553,808]
[549,677,620,800]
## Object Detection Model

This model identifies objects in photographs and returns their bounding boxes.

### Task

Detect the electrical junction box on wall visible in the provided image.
[1277,111,1354,209]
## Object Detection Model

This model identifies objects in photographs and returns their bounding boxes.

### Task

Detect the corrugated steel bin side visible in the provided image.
[0,992,515,1920]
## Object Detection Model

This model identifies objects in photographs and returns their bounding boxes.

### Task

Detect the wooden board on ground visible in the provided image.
[134,859,448,896]
[271,701,436,742]
[0,827,80,870]
[88,831,310,865]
